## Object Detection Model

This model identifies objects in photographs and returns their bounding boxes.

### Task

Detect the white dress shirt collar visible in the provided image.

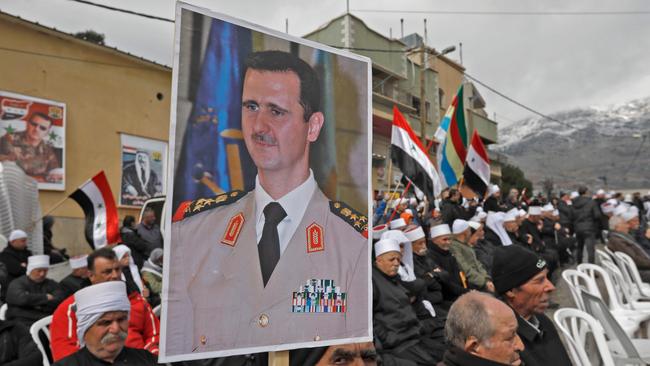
[254,170,317,255]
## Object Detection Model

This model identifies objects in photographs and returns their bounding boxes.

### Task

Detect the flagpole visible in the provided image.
[387,179,412,223]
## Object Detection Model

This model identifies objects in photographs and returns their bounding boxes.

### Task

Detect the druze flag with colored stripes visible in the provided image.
[390,105,441,200]
[70,171,121,249]
[463,130,491,197]
[436,85,468,188]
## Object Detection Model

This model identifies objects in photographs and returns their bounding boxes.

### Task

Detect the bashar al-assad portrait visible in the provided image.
[160,3,371,362]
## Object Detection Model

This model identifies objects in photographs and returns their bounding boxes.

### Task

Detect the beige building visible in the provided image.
[0,12,171,255]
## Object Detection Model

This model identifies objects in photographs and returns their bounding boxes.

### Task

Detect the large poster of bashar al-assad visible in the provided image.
[0,91,65,190]
[119,134,167,207]
[160,2,372,362]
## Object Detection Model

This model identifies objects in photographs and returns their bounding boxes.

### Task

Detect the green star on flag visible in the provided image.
[48,131,58,142]
[97,203,104,209]
[4,125,15,134]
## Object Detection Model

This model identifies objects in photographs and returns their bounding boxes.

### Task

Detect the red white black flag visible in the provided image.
[69,171,121,249]
[462,131,491,197]
[390,106,442,201]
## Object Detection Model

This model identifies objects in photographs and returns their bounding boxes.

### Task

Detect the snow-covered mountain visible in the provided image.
[494,97,650,190]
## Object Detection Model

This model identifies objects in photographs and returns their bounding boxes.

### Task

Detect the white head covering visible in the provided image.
[541,204,554,212]
[75,281,130,346]
[486,211,512,246]
[430,224,451,238]
[112,245,144,293]
[503,211,518,223]
[389,218,407,230]
[621,209,638,222]
[374,238,400,257]
[468,221,481,231]
[70,255,89,270]
[452,219,470,234]
[624,194,633,203]
[26,255,49,275]
[381,231,416,282]
[518,209,527,218]
[528,206,542,216]
[381,230,410,244]
[404,226,425,242]
[9,229,27,242]
[404,209,413,216]
[372,224,388,239]
[552,209,559,216]
[596,189,605,196]
[614,203,630,217]
[409,198,417,206]
[488,184,500,196]
[570,191,579,199]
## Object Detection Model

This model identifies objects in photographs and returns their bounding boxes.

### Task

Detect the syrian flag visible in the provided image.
[390,106,442,201]
[70,171,121,249]
[462,131,491,197]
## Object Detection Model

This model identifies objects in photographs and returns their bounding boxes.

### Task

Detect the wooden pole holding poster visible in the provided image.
[269,351,289,366]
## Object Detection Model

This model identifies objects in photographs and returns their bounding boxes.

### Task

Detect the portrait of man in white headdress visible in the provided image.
[120,134,167,206]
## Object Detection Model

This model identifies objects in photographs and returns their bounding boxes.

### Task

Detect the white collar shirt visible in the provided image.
[254,170,317,255]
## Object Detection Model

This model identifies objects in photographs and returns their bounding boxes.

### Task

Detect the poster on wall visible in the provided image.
[160,2,372,362]
[119,133,167,207]
[0,91,66,190]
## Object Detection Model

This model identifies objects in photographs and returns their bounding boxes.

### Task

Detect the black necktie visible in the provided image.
[258,202,287,287]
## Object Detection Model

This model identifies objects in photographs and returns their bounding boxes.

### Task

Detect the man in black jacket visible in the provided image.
[0,319,42,365]
[6,255,65,327]
[0,230,32,300]
[427,224,468,308]
[119,216,151,269]
[59,255,90,298]
[491,246,572,366]
[518,207,558,278]
[441,292,524,366]
[572,186,601,263]
[441,189,477,225]
[372,238,438,365]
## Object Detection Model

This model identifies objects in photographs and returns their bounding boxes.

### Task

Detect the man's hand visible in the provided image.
[46,294,54,301]
[554,223,561,231]
[526,234,533,245]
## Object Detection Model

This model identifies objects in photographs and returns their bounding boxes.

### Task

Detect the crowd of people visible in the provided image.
[0,185,647,365]
[370,185,650,365]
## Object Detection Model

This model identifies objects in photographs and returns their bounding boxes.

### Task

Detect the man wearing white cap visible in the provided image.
[53,281,157,365]
[0,229,33,300]
[428,224,468,308]
[518,207,559,279]
[484,184,508,213]
[449,220,494,292]
[372,238,439,365]
[389,218,407,230]
[60,255,90,298]
[50,247,160,362]
[5,254,64,327]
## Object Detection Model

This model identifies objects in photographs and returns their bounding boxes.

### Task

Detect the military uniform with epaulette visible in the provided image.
[164,186,369,356]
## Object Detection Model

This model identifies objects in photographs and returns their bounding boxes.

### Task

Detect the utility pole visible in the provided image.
[419,45,426,141]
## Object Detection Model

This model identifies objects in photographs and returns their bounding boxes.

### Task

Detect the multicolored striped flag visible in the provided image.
[435,85,469,188]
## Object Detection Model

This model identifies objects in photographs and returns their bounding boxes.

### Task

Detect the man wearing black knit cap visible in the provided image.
[491,246,571,366]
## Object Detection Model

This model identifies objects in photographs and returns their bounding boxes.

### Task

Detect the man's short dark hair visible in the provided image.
[123,215,136,228]
[578,186,588,195]
[29,112,53,125]
[243,50,321,122]
[87,247,117,272]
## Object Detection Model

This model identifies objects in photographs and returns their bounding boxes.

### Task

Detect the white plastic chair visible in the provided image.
[554,308,616,366]
[29,315,52,366]
[614,251,650,298]
[153,304,161,317]
[563,269,639,337]
[0,303,7,321]
[601,260,650,312]
[596,248,614,266]
[577,263,650,324]
[581,291,650,365]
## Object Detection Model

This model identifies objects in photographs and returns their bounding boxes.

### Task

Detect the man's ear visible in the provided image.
[464,336,481,355]
[306,112,324,142]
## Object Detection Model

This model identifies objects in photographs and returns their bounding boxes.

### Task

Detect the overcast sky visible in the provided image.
[1,0,650,129]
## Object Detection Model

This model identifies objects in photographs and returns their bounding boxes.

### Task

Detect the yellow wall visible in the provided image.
[432,56,464,111]
[0,15,171,254]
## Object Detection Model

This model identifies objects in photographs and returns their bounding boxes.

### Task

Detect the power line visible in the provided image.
[352,9,650,16]
[64,0,174,22]
[0,45,164,70]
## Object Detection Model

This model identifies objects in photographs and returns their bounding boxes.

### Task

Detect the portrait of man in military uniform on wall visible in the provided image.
[161,4,371,362]
[0,91,66,190]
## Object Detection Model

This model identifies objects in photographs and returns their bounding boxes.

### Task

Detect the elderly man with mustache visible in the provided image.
[166,50,369,356]
[53,281,157,365]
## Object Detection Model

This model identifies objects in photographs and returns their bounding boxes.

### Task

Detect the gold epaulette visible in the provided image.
[173,191,246,222]
[329,200,368,236]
